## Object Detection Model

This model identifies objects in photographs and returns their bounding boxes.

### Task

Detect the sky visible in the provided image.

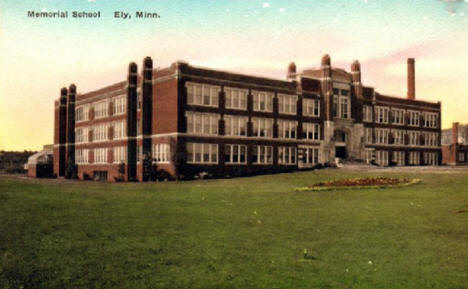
[1,0,468,151]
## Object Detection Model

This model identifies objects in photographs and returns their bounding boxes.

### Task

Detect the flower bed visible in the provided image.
[296,177,420,192]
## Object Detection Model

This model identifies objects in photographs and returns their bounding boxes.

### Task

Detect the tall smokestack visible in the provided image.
[407,58,415,100]
[453,122,459,145]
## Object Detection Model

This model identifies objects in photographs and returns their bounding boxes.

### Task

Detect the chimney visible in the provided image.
[453,122,459,145]
[287,62,296,80]
[407,58,415,100]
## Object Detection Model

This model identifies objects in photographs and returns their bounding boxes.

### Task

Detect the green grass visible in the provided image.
[1,169,468,289]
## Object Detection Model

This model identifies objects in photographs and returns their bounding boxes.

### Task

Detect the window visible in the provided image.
[392,130,405,145]
[94,101,108,119]
[225,87,248,110]
[224,144,247,164]
[458,153,466,162]
[252,91,273,112]
[278,94,298,115]
[112,95,126,115]
[224,115,248,137]
[376,150,388,166]
[391,108,405,125]
[252,118,273,138]
[303,98,320,117]
[375,129,389,145]
[252,146,273,164]
[113,146,127,164]
[375,106,389,123]
[392,151,405,166]
[408,131,420,146]
[408,151,420,165]
[423,112,438,128]
[278,120,297,139]
[278,146,297,165]
[424,132,438,147]
[186,112,219,135]
[93,124,108,141]
[302,123,320,140]
[186,82,220,107]
[333,95,339,118]
[424,152,438,165]
[408,111,420,127]
[363,105,372,122]
[365,127,373,144]
[152,144,170,163]
[339,96,349,119]
[186,143,218,164]
[113,121,126,140]
[76,106,84,122]
[75,149,89,164]
[75,127,88,143]
[303,147,319,165]
[94,148,108,164]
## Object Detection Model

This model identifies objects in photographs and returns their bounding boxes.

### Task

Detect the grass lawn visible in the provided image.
[1,168,468,289]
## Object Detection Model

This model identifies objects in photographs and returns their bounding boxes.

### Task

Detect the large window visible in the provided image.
[424,132,438,147]
[332,89,351,119]
[252,91,273,112]
[375,128,389,145]
[424,152,438,165]
[408,111,420,127]
[392,129,405,145]
[392,151,405,166]
[365,127,373,144]
[376,150,388,166]
[224,115,248,137]
[375,106,389,123]
[363,105,372,122]
[186,112,219,135]
[252,118,273,138]
[278,146,297,165]
[113,146,127,164]
[75,127,88,143]
[303,147,319,165]
[423,112,438,128]
[391,108,405,125]
[186,82,220,107]
[94,148,108,164]
[408,131,420,146]
[152,143,170,163]
[278,120,297,139]
[303,98,320,117]
[186,143,218,164]
[112,121,125,140]
[224,144,247,164]
[94,101,108,119]
[408,151,420,165]
[302,123,320,140]
[76,106,85,122]
[112,95,126,115]
[252,145,273,164]
[225,87,248,110]
[75,149,89,164]
[278,94,298,115]
[458,152,466,162]
[93,124,108,141]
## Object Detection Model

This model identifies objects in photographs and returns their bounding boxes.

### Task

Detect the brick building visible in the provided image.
[53,55,442,181]
[442,122,468,165]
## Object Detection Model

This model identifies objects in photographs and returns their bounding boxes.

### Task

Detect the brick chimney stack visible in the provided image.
[407,58,415,100]
[453,122,459,145]
[287,62,296,80]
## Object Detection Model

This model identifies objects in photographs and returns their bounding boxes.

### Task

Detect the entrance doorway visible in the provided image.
[336,146,347,159]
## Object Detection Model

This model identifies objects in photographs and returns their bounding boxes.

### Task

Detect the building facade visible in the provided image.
[53,55,442,181]
[442,122,468,165]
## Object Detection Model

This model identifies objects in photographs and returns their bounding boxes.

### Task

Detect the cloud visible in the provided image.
[263,3,270,8]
